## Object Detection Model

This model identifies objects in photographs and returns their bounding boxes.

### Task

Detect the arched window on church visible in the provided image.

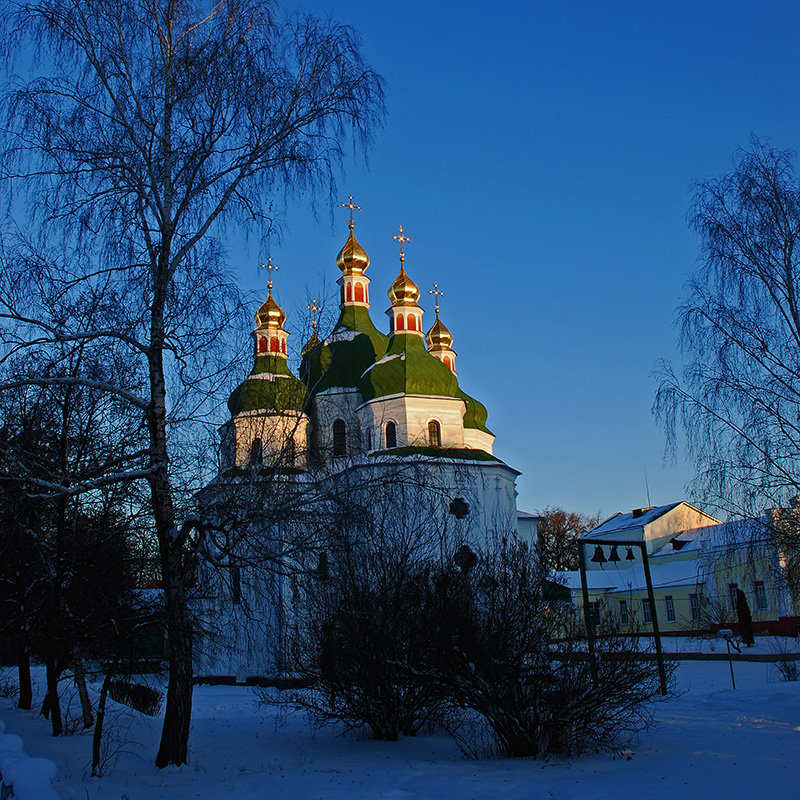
[365,427,372,451]
[346,283,352,302]
[354,283,364,302]
[249,438,262,466]
[258,337,268,353]
[281,339,287,354]
[428,420,441,448]
[386,421,397,449]
[270,337,279,352]
[408,315,417,331]
[333,419,346,457]
[396,314,405,331]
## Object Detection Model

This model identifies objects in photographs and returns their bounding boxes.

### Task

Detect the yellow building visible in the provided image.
[557,502,800,636]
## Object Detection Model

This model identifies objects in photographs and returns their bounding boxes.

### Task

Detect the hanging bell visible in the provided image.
[590,545,607,564]
[625,546,636,561]
[608,545,620,563]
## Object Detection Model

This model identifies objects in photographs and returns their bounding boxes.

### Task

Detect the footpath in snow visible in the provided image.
[1,658,799,800]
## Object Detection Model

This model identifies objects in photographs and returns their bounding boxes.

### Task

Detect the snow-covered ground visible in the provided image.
[2,657,799,800]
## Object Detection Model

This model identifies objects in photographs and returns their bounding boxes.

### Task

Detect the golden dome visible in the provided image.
[255,290,286,330]
[302,330,320,355]
[426,315,453,350]
[388,265,421,305]
[336,226,370,274]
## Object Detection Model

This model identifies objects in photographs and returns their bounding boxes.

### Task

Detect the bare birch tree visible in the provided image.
[0,0,383,766]
[655,137,800,598]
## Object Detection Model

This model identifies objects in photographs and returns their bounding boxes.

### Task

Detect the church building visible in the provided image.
[197,202,528,680]
[222,208,498,473]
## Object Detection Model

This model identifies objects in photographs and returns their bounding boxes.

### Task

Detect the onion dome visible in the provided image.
[302,330,320,356]
[425,316,453,350]
[301,306,389,394]
[255,290,286,330]
[388,265,421,305]
[227,359,306,416]
[336,224,370,275]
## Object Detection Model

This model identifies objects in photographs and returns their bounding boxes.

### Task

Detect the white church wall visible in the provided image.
[229,410,310,470]
[193,559,284,680]
[327,456,520,543]
[358,394,467,450]
[196,454,521,679]
[311,388,364,461]
[463,427,495,455]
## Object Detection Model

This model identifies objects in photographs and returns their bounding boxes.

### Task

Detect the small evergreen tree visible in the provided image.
[736,588,755,646]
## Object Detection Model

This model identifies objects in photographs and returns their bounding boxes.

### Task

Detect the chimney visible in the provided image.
[631,507,654,519]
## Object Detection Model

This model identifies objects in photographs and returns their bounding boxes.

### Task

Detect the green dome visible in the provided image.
[301,305,389,395]
[228,355,306,415]
[359,333,460,401]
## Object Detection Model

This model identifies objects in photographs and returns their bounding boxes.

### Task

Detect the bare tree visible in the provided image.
[1,0,383,766]
[0,341,149,737]
[267,465,457,741]
[535,506,599,571]
[655,137,800,592]
[251,468,667,759]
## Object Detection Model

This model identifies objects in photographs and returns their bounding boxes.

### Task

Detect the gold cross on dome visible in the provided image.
[260,256,278,290]
[341,194,361,229]
[429,281,444,315]
[393,225,411,262]
[307,297,320,332]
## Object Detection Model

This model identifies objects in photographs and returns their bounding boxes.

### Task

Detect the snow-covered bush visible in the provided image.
[0,722,60,800]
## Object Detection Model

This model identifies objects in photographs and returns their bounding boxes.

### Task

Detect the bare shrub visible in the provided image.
[267,470,454,740]
[768,638,800,682]
[417,538,673,758]
[0,669,18,700]
[271,513,671,758]
[108,680,164,716]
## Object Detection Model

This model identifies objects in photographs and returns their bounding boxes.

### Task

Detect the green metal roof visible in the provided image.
[368,445,501,462]
[301,305,389,395]
[228,355,306,415]
[359,333,460,401]
[457,388,492,434]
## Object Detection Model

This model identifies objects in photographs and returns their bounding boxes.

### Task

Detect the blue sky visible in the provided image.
[236,1,800,517]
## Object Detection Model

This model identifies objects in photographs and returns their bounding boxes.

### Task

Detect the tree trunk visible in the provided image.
[149,253,194,768]
[91,661,117,776]
[155,576,193,767]
[16,639,32,711]
[74,657,95,728]
[44,659,62,736]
